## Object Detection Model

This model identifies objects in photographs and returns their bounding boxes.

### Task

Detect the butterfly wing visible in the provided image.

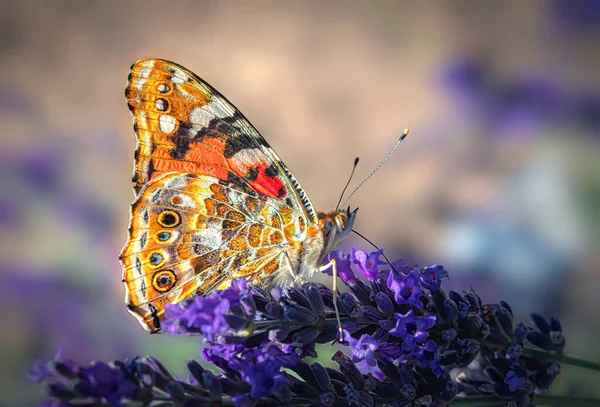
[121,59,316,332]
[125,58,317,223]
[120,172,305,332]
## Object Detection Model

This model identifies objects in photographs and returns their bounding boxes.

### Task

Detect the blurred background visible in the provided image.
[1,0,599,405]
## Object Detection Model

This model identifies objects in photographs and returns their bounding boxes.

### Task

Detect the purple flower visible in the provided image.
[26,360,54,383]
[354,359,386,381]
[344,332,380,366]
[325,250,356,283]
[386,268,425,310]
[163,278,254,341]
[388,310,436,352]
[505,370,525,392]
[223,278,252,304]
[527,314,566,352]
[412,340,443,376]
[202,343,298,404]
[374,292,394,317]
[420,265,448,292]
[202,344,245,369]
[76,361,138,403]
[351,248,385,280]
[242,359,288,399]
[163,294,230,340]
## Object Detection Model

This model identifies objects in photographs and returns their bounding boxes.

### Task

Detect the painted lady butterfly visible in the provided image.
[120,59,358,333]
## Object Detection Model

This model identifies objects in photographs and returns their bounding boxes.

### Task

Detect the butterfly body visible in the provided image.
[120,59,356,332]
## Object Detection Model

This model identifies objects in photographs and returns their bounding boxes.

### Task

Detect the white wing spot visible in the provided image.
[192,229,222,247]
[170,70,188,84]
[189,101,231,126]
[159,115,177,134]
[189,107,213,126]
[155,99,166,111]
[134,60,155,89]
[205,101,231,118]
[138,60,155,77]
[226,189,245,207]
[164,174,189,190]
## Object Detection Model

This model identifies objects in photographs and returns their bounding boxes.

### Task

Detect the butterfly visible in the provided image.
[120,59,358,333]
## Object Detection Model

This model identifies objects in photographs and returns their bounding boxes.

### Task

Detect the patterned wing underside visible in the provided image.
[120,172,307,332]
[126,58,317,224]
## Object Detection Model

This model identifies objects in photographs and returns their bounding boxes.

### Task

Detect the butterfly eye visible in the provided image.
[152,270,176,292]
[157,210,180,228]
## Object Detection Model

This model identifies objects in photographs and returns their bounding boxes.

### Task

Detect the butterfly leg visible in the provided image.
[319,259,343,340]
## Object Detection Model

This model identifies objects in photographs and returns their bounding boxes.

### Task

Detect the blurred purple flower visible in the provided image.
[58,196,114,238]
[5,269,134,362]
[441,55,600,135]
[0,89,32,115]
[442,57,487,96]
[0,200,20,229]
[26,360,53,383]
[550,0,600,30]
[575,93,600,131]
[76,361,138,404]
[2,147,65,192]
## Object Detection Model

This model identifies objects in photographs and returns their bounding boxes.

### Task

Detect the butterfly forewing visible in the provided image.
[126,59,317,223]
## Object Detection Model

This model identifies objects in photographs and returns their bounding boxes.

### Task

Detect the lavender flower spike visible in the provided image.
[31,247,579,407]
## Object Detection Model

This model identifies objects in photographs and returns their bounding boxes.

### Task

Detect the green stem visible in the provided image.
[523,348,600,372]
[449,396,506,406]
[535,394,600,406]
[451,395,600,407]
[64,394,600,407]
[253,316,364,330]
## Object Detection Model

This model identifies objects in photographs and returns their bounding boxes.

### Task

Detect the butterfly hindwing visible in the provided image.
[120,172,304,332]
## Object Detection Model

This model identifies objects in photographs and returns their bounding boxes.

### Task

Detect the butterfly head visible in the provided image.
[319,206,358,253]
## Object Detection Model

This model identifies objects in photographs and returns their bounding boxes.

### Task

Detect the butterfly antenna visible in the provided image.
[339,129,409,209]
[336,157,360,210]
[351,229,399,274]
